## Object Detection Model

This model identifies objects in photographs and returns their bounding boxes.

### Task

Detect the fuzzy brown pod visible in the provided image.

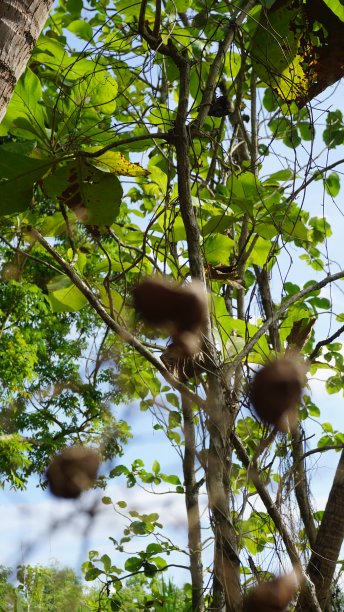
[46,446,100,499]
[243,573,299,612]
[161,342,205,381]
[250,357,307,432]
[133,277,208,356]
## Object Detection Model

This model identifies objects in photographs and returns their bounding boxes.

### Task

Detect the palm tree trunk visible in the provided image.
[296,449,344,610]
[0,0,54,122]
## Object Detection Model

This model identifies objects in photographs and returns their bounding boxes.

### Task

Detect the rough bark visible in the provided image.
[173,54,242,611]
[182,396,204,612]
[296,450,344,611]
[291,425,317,550]
[0,0,54,122]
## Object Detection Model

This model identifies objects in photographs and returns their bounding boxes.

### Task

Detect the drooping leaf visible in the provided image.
[44,160,123,226]
[86,148,149,177]
[0,147,52,215]
[47,275,88,312]
[203,234,234,265]
[324,172,340,197]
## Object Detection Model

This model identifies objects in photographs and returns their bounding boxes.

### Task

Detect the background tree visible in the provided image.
[0,0,344,610]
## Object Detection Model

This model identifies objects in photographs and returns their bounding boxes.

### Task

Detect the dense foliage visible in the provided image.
[1,0,344,610]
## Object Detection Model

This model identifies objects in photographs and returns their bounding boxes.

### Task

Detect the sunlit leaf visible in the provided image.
[86,148,149,177]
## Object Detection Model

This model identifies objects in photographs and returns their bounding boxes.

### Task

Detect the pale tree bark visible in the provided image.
[182,396,204,612]
[296,449,344,611]
[0,0,54,122]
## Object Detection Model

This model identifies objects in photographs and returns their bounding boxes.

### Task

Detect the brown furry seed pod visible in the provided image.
[250,357,307,432]
[46,446,100,499]
[243,573,299,612]
[133,277,208,355]
[161,342,205,381]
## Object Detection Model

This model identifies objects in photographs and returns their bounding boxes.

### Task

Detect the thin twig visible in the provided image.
[228,269,344,371]
[309,324,344,361]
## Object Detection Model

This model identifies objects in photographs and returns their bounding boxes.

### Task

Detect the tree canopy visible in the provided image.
[1,0,344,610]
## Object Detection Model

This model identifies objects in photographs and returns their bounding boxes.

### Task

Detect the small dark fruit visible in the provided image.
[46,446,100,499]
[243,573,299,612]
[250,357,307,431]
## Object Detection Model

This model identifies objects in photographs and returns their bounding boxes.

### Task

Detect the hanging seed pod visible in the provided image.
[133,277,208,355]
[243,573,299,612]
[46,446,100,499]
[161,342,205,381]
[250,357,307,432]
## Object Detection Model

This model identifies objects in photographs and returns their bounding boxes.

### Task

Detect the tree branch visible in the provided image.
[76,132,171,159]
[192,0,257,131]
[309,324,344,361]
[228,270,344,371]
[27,227,207,412]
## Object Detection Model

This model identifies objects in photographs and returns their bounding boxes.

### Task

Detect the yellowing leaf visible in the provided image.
[86,148,149,177]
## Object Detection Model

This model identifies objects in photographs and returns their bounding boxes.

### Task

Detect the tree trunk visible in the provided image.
[291,425,317,549]
[296,450,344,611]
[0,0,53,122]
[182,396,204,612]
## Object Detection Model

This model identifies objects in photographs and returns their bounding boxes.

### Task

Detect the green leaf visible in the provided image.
[47,276,87,312]
[323,0,344,21]
[124,557,143,572]
[0,148,51,215]
[228,172,263,211]
[44,160,123,226]
[248,237,271,267]
[67,19,93,40]
[152,460,160,474]
[324,172,340,197]
[267,169,294,182]
[202,215,234,236]
[161,474,181,485]
[100,554,112,572]
[203,234,234,264]
[151,556,167,569]
[85,568,103,581]
[0,69,46,139]
[146,543,163,556]
[102,496,112,505]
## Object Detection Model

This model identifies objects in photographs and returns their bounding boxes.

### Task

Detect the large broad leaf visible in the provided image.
[44,160,123,226]
[251,0,344,106]
[47,275,87,312]
[0,69,46,140]
[323,0,344,21]
[227,172,263,214]
[0,147,52,215]
[250,4,308,103]
[71,71,118,116]
[203,234,234,265]
[86,148,149,177]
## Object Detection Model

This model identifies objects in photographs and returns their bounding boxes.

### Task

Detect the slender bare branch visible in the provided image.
[309,324,344,361]
[192,0,257,131]
[231,432,322,612]
[228,269,344,371]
